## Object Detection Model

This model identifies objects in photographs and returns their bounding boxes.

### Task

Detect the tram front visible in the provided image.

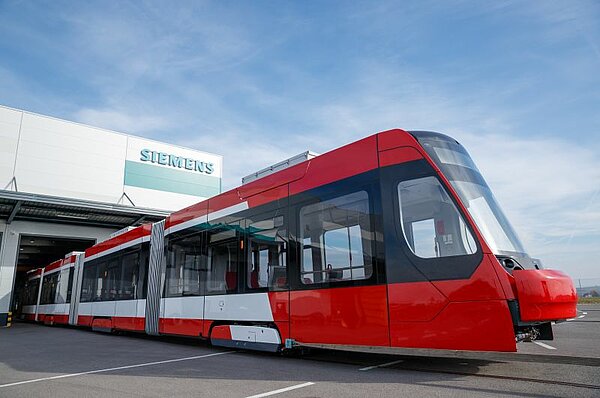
[411,131,578,342]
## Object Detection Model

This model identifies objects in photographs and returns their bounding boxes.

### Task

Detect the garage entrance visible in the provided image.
[11,235,95,317]
[0,189,170,326]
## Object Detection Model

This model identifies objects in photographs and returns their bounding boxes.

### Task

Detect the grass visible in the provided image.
[578,297,600,304]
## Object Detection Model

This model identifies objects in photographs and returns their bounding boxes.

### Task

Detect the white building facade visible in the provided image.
[0,105,223,326]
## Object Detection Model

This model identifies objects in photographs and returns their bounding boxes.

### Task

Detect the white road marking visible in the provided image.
[560,310,588,323]
[359,359,404,371]
[245,382,315,398]
[0,351,233,389]
[533,341,557,350]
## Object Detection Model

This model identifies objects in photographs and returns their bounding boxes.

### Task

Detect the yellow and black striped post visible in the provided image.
[1,312,12,328]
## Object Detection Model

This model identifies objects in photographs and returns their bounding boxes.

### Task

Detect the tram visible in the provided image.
[20,129,577,352]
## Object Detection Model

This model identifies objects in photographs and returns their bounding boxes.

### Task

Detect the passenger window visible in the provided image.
[66,267,75,303]
[247,244,269,289]
[103,259,120,301]
[80,265,96,302]
[397,177,477,258]
[137,245,149,299]
[94,262,106,301]
[323,224,366,280]
[25,279,40,306]
[206,227,239,294]
[55,269,68,304]
[41,273,59,305]
[81,248,146,302]
[245,215,287,291]
[300,191,373,284]
[40,274,54,305]
[119,252,139,300]
[166,232,206,297]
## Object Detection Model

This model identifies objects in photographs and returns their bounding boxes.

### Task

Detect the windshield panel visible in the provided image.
[410,131,528,257]
[449,180,526,254]
[432,146,479,171]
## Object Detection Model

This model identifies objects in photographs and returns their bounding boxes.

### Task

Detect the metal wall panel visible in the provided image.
[13,112,127,203]
[1,106,223,211]
[0,107,21,189]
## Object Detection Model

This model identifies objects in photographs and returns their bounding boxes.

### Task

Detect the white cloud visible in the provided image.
[457,132,600,259]
[182,133,295,190]
[74,108,169,135]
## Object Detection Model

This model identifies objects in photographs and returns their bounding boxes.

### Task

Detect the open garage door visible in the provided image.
[12,235,95,317]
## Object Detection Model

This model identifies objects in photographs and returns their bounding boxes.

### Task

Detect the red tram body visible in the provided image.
[20,129,577,352]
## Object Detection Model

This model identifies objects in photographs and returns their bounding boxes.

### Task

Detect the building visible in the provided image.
[0,105,222,326]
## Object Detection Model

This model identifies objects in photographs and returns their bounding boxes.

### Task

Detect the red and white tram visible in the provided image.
[21,253,81,325]
[19,129,578,352]
[21,268,42,321]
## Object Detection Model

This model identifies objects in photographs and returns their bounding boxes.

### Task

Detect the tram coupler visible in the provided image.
[515,329,539,343]
[515,322,553,342]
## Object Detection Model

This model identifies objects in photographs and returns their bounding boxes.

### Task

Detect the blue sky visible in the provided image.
[0,1,599,279]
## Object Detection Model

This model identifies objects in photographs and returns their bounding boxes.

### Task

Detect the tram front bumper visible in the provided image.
[513,269,577,322]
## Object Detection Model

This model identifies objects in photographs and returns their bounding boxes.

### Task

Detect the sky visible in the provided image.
[0,0,599,280]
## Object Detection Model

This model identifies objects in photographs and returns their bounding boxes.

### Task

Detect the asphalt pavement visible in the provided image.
[0,306,598,398]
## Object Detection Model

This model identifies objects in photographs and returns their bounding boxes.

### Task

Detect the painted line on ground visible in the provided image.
[245,382,315,398]
[0,351,233,389]
[533,341,557,350]
[359,359,405,371]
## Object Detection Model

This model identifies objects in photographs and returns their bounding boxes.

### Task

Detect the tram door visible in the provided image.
[160,229,207,336]
[380,164,483,348]
[290,185,389,347]
[202,224,243,334]
[205,226,241,296]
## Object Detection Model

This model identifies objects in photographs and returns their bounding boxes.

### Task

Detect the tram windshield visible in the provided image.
[410,131,535,266]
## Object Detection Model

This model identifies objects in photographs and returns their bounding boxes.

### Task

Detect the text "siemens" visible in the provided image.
[140,149,215,174]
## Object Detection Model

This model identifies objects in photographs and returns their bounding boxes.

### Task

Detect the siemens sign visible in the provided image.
[140,149,215,174]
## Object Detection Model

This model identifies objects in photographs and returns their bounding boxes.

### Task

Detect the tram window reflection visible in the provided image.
[397,176,477,259]
[300,190,373,284]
